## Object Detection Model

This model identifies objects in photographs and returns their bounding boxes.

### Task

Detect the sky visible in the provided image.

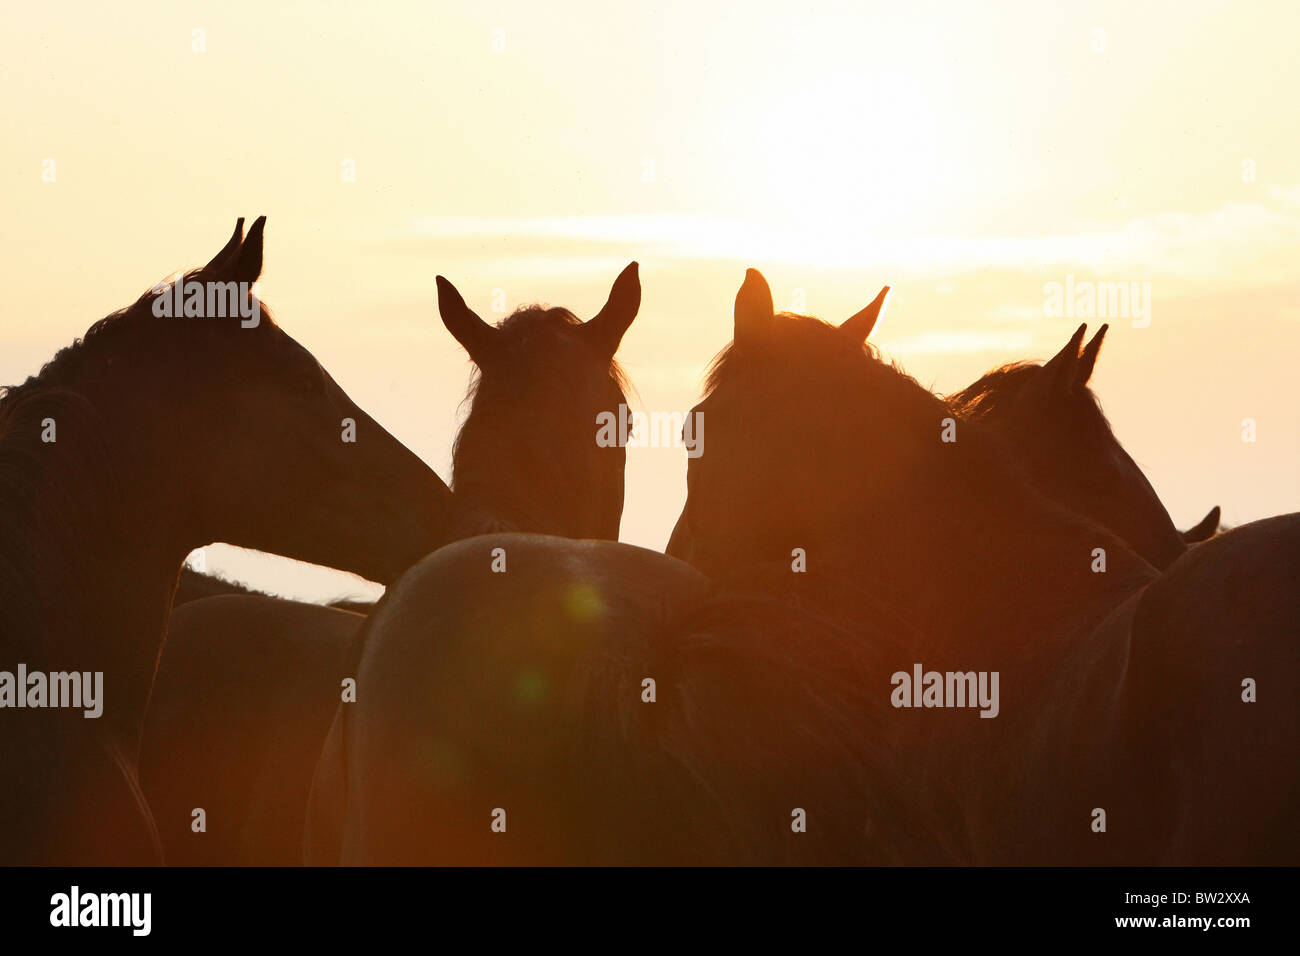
[2,0,1297,602]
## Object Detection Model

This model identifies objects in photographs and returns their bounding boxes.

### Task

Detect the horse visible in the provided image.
[0,218,457,864]
[303,533,960,865]
[667,268,1299,863]
[304,269,1293,865]
[295,288,941,865]
[668,293,1211,573]
[142,264,643,864]
[946,324,1216,568]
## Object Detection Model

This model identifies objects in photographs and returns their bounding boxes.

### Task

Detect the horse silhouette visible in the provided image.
[1181,504,1221,543]
[669,296,1206,572]
[302,533,957,864]
[292,287,907,864]
[948,325,1198,570]
[668,268,1298,863]
[142,264,642,864]
[309,268,1296,864]
[0,218,454,864]
[439,266,640,540]
[947,328,1219,552]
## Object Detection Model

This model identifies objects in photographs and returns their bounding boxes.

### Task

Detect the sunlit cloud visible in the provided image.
[397,185,1300,283]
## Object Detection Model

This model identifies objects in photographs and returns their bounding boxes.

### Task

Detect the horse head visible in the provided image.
[441,263,641,540]
[950,324,1186,570]
[143,218,455,583]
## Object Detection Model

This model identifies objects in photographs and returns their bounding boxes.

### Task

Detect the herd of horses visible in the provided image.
[1,218,1295,865]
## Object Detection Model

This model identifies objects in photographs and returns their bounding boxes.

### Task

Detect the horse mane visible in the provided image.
[692,310,1148,618]
[1,268,279,413]
[2,290,154,412]
[704,311,944,422]
[946,361,1040,421]
[0,281,178,655]
[702,317,1123,501]
[948,358,1114,431]
[701,310,997,497]
[0,270,276,654]
[570,583,965,863]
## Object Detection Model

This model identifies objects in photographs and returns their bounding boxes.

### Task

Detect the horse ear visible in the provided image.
[1182,505,1221,543]
[204,218,245,274]
[734,268,775,347]
[1074,323,1108,391]
[232,215,266,284]
[436,275,502,366]
[582,261,640,360]
[840,285,890,345]
[1040,323,1087,393]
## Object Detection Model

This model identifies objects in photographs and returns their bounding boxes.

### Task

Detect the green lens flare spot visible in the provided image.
[514,669,548,704]
[414,739,465,789]
[563,581,606,622]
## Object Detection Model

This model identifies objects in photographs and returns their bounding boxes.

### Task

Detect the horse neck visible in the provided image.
[713,555,921,637]
[716,449,1157,654]
[2,391,192,753]
[452,437,619,540]
[857,466,1157,656]
[451,469,544,534]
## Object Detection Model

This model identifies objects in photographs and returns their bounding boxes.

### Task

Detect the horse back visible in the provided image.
[1122,513,1300,863]
[316,534,958,864]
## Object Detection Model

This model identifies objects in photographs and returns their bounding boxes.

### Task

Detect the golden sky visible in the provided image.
[3,1,1297,600]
